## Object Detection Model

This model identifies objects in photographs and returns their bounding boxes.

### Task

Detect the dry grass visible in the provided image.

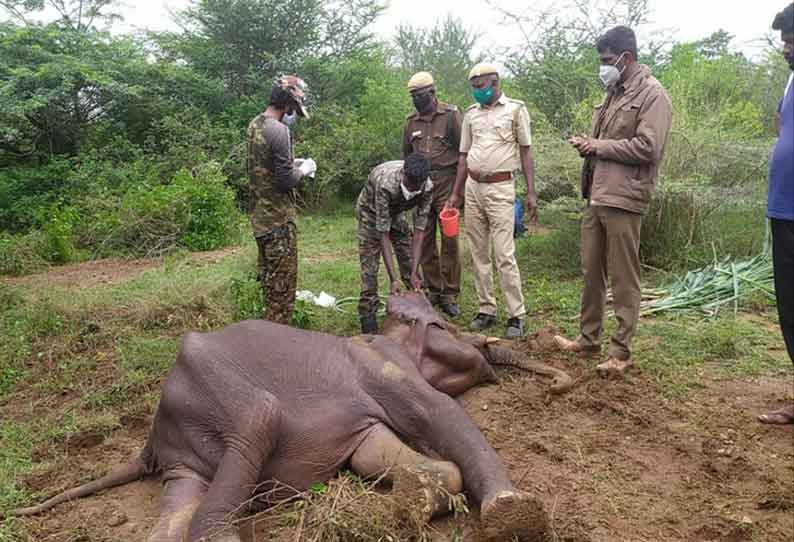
[240,472,470,542]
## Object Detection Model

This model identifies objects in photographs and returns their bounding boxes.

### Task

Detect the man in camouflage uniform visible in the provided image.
[356,153,433,334]
[247,75,317,325]
[403,71,464,318]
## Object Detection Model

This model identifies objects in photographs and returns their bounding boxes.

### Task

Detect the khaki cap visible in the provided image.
[468,62,499,80]
[407,71,434,91]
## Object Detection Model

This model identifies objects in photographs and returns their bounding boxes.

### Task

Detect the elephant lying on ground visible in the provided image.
[11,292,572,541]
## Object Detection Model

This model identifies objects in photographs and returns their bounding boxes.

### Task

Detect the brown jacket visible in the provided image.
[582,64,672,214]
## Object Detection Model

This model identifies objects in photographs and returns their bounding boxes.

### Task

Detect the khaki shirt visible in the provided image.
[460,94,532,176]
[582,64,672,214]
[356,161,433,233]
[402,102,462,175]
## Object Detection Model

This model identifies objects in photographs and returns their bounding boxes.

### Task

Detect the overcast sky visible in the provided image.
[11,1,789,60]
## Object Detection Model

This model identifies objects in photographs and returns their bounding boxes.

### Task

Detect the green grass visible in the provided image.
[0,201,789,536]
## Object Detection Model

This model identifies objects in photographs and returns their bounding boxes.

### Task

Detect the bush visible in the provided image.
[641,183,766,270]
[228,270,314,328]
[295,65,410,206]
[39,206,80,264]
[87,161,241,256]
[0,231,48,275]
[640,186,717,270]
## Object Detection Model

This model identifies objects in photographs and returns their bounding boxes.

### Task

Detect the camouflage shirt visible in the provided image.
[247,113,303,238]
[356,161,433,233]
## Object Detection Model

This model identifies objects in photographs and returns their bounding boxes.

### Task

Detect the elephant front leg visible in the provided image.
[148,477,208,542]
[382,388,550,541]
[350,423,463,521]
[186,393,282,542]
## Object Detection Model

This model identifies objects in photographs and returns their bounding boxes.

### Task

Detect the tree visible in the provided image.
[491,0,668,133]
[0,0,120,31]
[158,0,384,99]
[393,15,483,106]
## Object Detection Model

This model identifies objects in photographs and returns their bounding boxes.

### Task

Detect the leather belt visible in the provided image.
[469,171,513,183]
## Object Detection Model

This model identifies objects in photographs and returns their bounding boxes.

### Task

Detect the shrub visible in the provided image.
[641,184,766,270]
[228,270,264,321]
[0,231,47,275]
[228,270,314,328]
[87,161,241,256]
[640,186,717,270]
[39,206,80,264]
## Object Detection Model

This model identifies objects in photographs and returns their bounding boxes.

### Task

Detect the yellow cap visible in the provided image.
[407,71,434,91]
[468,62,499,80]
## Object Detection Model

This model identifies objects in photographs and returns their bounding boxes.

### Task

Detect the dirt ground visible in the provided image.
[5,259,794,542]
[2,247,240,289]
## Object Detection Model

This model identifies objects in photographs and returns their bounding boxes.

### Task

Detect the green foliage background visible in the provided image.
[0,0,789,275]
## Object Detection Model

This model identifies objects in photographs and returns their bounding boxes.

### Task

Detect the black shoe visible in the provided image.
[360,315,378,334]
[438,303,461,318]
[469,313,496,332]
[505,317,524,339]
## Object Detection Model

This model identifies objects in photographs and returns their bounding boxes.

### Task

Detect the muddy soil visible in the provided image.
[4,262,793,542]
[2,247,240,289]
[9,339,793,542]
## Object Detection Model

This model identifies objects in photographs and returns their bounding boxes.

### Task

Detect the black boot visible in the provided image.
[360,314,378,334]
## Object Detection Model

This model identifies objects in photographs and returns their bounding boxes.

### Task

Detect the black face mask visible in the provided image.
[412,92,434,113]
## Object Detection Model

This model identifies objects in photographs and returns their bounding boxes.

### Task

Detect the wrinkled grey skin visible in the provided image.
[12,293,565,541]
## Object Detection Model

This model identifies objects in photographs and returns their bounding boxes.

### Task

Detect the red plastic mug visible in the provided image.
[439,208,460,237]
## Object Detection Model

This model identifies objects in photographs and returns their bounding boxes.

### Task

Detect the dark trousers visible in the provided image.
[418,176,461,304]
[771,218,794,363]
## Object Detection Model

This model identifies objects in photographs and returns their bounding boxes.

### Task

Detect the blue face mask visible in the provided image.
[471,85,494,105]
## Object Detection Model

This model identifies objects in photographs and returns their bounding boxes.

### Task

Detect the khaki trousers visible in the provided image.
[418,174,461,304]
[580,204,642,360]
[464,179,525,318]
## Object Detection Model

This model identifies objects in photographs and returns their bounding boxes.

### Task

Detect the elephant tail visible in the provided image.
[485,343,574,394]
[8,431,157,517]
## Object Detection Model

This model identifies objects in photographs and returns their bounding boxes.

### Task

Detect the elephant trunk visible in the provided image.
[485,345,574,394]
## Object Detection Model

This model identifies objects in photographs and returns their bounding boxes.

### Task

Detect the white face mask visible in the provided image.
[599,52,627,88]
[283,111,297,126]
[401,178,432,200]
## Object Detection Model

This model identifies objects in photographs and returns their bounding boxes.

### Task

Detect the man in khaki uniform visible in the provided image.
[554,26,672,375]
[446,63,538,339]
[403,71,463,317]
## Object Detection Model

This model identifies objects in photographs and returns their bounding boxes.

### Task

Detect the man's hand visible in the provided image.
[445,192,462,210]
[525,192,539,226]
[569,135,597,157]
[410,272,422,292]
[390,280,403,295]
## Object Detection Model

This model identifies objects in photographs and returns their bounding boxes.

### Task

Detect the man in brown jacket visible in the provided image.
[403,72,463,317]
[554,26,672,375]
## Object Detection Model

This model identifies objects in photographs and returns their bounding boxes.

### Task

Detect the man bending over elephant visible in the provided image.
[356,153,432,334]
[10,293,571,542]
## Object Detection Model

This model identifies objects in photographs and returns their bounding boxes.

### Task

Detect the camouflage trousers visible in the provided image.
[357,214,413,319]
[255,222,298,325]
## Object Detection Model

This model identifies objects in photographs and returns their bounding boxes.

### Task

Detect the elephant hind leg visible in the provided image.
[148,476,208,542]
[350,423,462,520]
